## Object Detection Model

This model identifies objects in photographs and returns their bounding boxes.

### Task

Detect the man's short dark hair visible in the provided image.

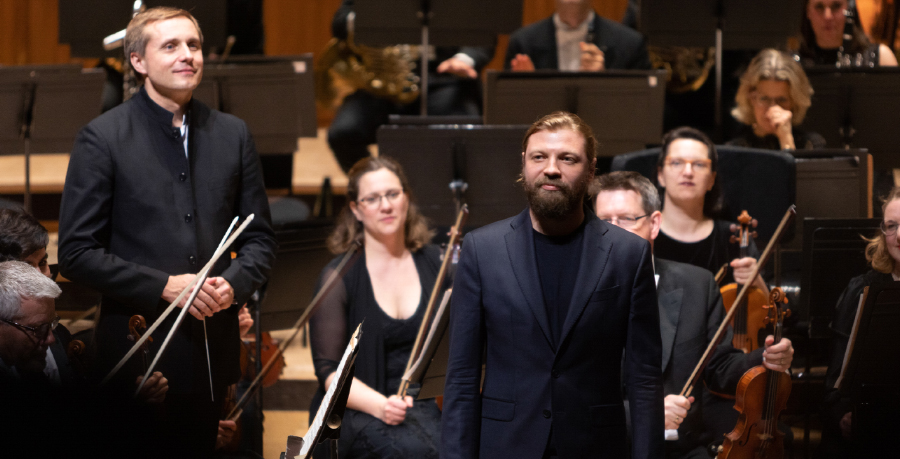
[0,208,49,262]
[657,126,723,217]
[590,171,661,215]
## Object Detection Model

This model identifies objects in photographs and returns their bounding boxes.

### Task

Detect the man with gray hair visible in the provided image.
[591,171,794,457]
[0,261,61,379]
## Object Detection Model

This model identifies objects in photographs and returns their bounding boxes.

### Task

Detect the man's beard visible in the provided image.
[523,173,589,220]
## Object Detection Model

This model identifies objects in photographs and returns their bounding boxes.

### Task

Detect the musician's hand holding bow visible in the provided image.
[135,371,169,404]
[380,394,414,425]
[730,257,769,296]
[216,420,238,450]
[664,394,694,430]
[163,274,223,320]
[762,335,794,373]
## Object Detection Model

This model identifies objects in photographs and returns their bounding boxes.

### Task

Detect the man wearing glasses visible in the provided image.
[0,261,61,379]
[592,171,795,457]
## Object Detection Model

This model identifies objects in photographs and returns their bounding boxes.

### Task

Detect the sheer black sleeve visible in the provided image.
[309,262,351,390]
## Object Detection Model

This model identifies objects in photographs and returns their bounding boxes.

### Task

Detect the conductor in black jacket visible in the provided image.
[58,7,276,457]
[505,0,650,71]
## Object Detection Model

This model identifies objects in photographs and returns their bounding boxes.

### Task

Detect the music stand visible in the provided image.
[0,67,105,211]
[802,68,900,168]
[257,219,336,332]
[640,0,803,130]
[59,0,226,57]
[484,70,667,158]
[377,124,528,229]
[354,0,522,115]
[835,282,900,455]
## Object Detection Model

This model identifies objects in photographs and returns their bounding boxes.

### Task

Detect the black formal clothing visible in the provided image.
[654,220,760,286]
[798,42,881,68]
[533,225,585,347]
[504,12,651,70]
[327,0,495,172]
[654,258,761,458]
[818,270,894,458]
[309,245,445,458]
[58,86,276,457]
[442,209,664,459]
[726,126,827,151]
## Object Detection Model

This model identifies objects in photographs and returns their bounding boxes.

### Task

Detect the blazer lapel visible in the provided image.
[542,18,560,70]
[505,210,554,350]
[655,260,683,373]
[558,216,610,350]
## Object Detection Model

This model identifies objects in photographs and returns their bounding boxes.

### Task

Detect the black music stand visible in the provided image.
[354,0,521,115]
[0,66,105,211]
[803,68,900,167]
[835,282,900,456]
[377,124,528,229]
[484,70,667,159]
[257,219,336,332]
[59,0,226,57]
[640,0,802,130]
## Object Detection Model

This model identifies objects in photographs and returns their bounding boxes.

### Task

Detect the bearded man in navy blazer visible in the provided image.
[442,112,664,459]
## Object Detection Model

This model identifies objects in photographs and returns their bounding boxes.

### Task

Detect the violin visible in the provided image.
[720,211,769,353]
[239,331,285,388]
[718,288,792,459]
[126,315,153,372]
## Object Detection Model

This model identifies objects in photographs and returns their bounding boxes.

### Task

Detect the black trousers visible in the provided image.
[327,78,481,173]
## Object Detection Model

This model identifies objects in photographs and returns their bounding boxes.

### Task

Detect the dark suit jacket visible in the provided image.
[442,209,664,459]
[504,12,651,70]
[654,258,761,455]
[58,87,277,393]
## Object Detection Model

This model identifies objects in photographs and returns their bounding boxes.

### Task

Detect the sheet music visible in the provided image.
[290,324,362,459]
[836,288,868,389]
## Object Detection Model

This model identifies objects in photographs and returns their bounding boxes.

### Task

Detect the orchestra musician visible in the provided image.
[818,186,900,458]
[442,112,664,459]
[57,7,276,457]
[798,0,898,68]
[654,127,768,294]
[727,49,826,151]
[592,171,795,458]
[505,0,651,71]
[326,0,496,173]
[308,156,445,458]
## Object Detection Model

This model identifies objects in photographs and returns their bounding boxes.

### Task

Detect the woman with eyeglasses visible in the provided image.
[727,49,826,151]
[817,187,900,457]
[798,0,897,68]
[308,156,444,459]
[654,127,768,293]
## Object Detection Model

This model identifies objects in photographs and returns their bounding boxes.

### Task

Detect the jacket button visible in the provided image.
[542,410,551,418]
[551,369,559,379]
[188,255,197,265]
[179,172,186,182]
[184,213,192,223]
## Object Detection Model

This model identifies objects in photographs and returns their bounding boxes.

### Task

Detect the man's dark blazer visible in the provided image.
[654,258,761,455]
[504,12,651,70]
[442,209,664,459]
[58,87,277,393]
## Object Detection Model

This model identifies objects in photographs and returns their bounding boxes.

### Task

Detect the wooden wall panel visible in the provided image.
[0,0,69,65]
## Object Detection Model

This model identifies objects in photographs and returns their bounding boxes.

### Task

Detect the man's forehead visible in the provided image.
[147,17,201,42]
[526,128,586,153]
[19,296,55,319]
[596,189,643,211]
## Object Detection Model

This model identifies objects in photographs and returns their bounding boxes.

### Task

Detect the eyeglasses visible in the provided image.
[665,158,712,171]
[357,189,404,209]
[601,214,650,229]
[752,94,791,109]
[810,2,845,15]
[881,221,898,236]
[0,315,59,340]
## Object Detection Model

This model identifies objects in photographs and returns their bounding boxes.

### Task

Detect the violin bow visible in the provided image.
[397,204,469,398]
[202,216,240,400]
[103,214,254,386]
[680,206,796,398]
[225,242,361,421]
